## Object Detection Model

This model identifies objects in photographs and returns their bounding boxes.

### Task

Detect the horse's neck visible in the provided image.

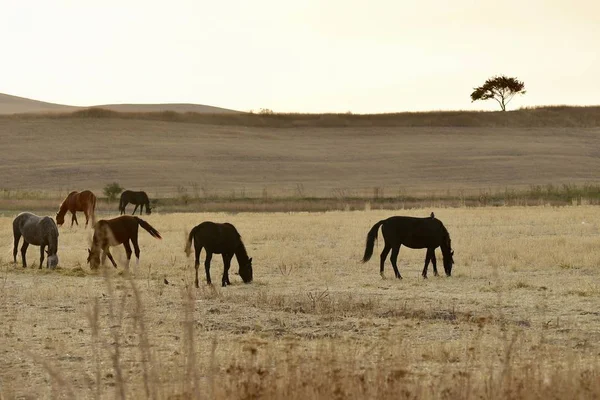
[57,200,69,216]
[234,241,249,265]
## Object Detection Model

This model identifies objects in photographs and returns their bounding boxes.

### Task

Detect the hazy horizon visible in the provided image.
[2,0,599,113]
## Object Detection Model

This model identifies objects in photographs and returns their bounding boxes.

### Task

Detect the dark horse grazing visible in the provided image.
[13,212,59,269]
[119,190,152,215]
[87,215,162,269]
[184,222,253,288]
[362,212,454,279]
[56,190,97,227]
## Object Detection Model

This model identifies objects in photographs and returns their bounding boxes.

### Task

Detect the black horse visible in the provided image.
[119,190,152,215]
[184,222,253,288]
[362,212,454,279]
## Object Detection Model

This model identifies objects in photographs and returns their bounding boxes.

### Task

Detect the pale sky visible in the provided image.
[1,0,598,113]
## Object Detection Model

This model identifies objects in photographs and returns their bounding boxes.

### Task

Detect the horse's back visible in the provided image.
[94,215,137,244]
[13,212,55,245]
[13,212,41,228]
[382,215,447,248]
[121,190,148,202]
[193,221,241,252]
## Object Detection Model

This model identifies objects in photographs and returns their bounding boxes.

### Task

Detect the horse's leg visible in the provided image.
[131,235,141,266]
[204,252,213,285]
[83,209,89,228]
[123,241,133,269]
[71,211,79,227]
[13,230,21,263]
[139,204,144,215]
[194,245,202,288]
[422,249,433,278]
[431,250,439,277]
[390,245,402,279]
[39,245,46,269]
[222,253,233,287]
[132,204,139,215]
[105,248,117,268]
[226,254,233,285]
[21,241,29,268]
[379,245,391,279]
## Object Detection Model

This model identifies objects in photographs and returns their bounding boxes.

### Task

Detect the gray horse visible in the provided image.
[13,212,59,269]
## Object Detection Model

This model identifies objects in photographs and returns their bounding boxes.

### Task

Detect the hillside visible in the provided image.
[0,115,598,200]
[0,93,77,114]
[0,93,239,115]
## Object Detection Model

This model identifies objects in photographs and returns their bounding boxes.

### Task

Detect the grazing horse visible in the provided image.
[87,215,162,269]
[362,213,454,279]
[56,190,97,227]
[119,190,152,215]
[184,222,253,288]
[13,212,59,269]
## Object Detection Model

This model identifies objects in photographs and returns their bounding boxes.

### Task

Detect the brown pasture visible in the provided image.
[0,116,599,199]
[1,208,600,398]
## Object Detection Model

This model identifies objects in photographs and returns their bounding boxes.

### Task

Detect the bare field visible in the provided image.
[1,117,599,198]
[1,207,600,398]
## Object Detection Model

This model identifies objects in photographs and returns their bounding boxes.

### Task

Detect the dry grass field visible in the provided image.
[1,116,599,199]
[1,207,600,399]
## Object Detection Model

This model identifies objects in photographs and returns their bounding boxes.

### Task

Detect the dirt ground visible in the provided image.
[1,207,600,398]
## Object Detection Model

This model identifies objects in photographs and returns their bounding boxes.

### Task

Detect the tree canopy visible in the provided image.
[470,75,526,111]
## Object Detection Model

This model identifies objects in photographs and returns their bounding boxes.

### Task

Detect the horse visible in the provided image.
[184,222,253,288]
[119,190,152,215]
[13,212,59,269]
[56,190,97,227]
[87,215,162,269]
[362,212,454,279]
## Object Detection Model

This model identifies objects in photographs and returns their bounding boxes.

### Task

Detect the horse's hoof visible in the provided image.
[422,275,428,279]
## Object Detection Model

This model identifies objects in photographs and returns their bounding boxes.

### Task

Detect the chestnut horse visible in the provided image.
[56,190,97,227]
[87,215,162,269]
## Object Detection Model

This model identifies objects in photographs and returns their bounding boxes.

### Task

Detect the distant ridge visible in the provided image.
[0,92,240,115]
[0,93,77,114]
[93,103,240,114]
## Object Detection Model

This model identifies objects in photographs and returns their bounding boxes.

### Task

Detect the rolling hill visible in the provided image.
[0,92,240,115]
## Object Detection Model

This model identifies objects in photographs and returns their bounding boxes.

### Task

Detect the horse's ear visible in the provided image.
[248,257,253,263]
[88,248,91,255]
[451,250,454,256]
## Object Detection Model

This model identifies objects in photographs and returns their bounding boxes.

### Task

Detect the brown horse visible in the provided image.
[56,190,97,227]
[87,215,162,269]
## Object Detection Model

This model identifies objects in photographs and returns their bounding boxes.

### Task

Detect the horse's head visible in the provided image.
[443,249,454,276]
[46,250,59,269]
[56,213,65,226]
[239,257,253,283]
[146,206,152,215]
[87,248,101,269]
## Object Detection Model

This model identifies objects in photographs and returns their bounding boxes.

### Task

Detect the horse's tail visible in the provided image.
[362,220,386,263]
[184,226,197,257]
[135,217,162,239]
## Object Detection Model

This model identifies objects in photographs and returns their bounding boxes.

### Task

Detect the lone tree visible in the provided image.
[470,75,526,111]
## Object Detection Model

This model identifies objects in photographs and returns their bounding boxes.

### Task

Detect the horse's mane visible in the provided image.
[58,192,77,215]
[439,222,452,250]
[234,238,250,262]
